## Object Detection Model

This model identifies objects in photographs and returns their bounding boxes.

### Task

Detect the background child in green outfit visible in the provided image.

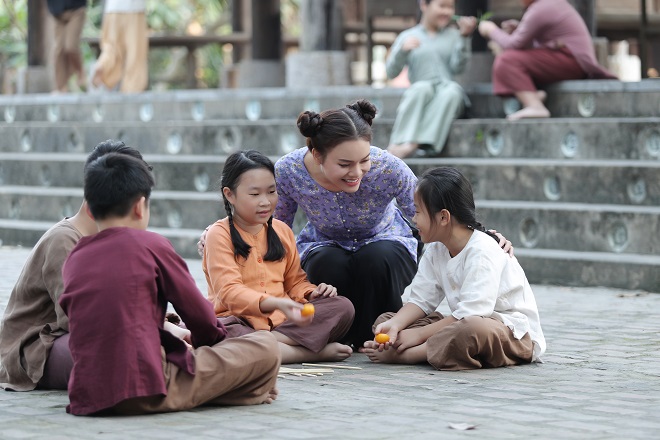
[387,0,477,158]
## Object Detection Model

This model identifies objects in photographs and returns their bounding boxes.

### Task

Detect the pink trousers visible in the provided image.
[493,47,586,96]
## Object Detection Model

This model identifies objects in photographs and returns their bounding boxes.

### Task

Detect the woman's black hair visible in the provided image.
[297,99,376,158]
[415,167,499,243]
[221,150,285,261]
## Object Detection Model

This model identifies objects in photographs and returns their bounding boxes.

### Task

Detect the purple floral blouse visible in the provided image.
[274,146,419,263]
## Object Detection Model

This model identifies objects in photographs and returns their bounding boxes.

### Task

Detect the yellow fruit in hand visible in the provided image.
[374,333,390,344]
[301,303,315,316]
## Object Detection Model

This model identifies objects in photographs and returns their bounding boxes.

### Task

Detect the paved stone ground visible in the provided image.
[0,246,658,439]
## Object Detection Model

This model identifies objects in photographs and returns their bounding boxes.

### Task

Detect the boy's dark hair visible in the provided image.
[84,139,151,171]
[416,167,499,243]
[297,99,376,158]
[84,153,155,220]
[221,150,285,262]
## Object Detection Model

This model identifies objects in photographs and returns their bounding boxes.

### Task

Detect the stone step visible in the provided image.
[514,248,660,292]
[1,187,658,256]
[2,154,658,207]
[1,219,658,292]
[2,117,660,160]
[445,117,660,160]
[1,80,660,122]
[468,80,660,119]
[0,218,202,261]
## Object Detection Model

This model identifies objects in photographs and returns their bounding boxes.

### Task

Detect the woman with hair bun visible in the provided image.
[274,99,420,347]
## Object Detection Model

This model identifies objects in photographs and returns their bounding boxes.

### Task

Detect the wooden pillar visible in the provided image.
[569,0,596,36]
[641,0,648,78]
[456,0,489,52]
[27,0,48,66]
[299,0,344,51]
[252,0,281,60]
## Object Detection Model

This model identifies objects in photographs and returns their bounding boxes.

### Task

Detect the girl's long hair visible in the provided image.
[221,150,285,261]
[416,167,499,243]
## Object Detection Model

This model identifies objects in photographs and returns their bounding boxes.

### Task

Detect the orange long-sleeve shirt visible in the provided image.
[202,217,316,330]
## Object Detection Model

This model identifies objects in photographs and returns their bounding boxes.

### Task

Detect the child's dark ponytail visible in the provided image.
[264,215,285,261]
[416,167,500,244]
[221,150,286,262]
[466,222,500,244]
[224,198,252,260]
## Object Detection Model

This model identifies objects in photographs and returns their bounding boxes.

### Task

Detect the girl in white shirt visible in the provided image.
[363,167,545,370]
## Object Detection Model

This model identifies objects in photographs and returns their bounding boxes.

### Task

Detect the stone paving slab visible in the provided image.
[0,246,659,439]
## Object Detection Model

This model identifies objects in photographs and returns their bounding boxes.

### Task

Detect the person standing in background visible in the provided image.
[47,0,87,93]
[90,0,148,93]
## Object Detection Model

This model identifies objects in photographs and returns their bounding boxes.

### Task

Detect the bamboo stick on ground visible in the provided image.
[301,363,362,370]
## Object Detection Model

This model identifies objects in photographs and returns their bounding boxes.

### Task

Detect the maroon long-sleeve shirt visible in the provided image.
[60,227,227,415]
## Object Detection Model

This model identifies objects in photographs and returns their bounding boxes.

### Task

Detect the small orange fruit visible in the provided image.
[374,333,390,344]
[301,303,315,316]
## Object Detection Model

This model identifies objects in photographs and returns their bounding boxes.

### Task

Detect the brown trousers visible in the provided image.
[95,12,148,93]
[111,332,281,414]
[52,6,86,90]
[374,312,534,370]
[220,296,355,353]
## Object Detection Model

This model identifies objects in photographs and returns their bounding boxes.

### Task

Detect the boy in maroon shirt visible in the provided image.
[59,153,280,416]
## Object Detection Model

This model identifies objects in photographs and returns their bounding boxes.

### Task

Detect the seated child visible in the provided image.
[0,140,147,391]
[363,167,545,370]
[202,150,355,364]
[59,153,280,415]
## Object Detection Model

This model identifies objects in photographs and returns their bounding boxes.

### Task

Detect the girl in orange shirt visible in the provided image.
[202,150,355,363]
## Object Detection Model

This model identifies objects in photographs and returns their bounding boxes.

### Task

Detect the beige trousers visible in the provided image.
[95,12,148,93]
[111,332,281,414]
[375,312,534,370]
[52,6,86,91]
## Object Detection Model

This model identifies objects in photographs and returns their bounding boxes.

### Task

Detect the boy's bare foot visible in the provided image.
[262,387,279,404]
[507,105,551,121]
[387,142,418,159]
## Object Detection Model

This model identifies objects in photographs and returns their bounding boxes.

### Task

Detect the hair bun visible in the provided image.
[346,99,376,126]
[297,111,324,138]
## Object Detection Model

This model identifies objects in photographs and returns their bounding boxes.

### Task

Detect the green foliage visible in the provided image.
[0,0,28,69]
[1,0,300,90]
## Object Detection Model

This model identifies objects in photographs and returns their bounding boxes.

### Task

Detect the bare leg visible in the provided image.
[387,142,419,159]
[507,90,550,120]
[274,332,352,364]
[362,340,427,364]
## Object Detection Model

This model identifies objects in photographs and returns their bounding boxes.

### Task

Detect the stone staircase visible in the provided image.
[0,81,658,292]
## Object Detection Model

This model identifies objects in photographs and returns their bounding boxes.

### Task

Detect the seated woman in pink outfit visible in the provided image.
[478,0,617,120]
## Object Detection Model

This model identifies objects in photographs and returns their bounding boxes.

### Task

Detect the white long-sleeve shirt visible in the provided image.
[405,230,546,360]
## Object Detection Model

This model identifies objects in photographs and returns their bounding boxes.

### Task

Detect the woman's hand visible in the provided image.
[478,20,498,39]
[457,16,477,37]
[197,226,211,257]
[308,283,337,299]
[490,229,514,257]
